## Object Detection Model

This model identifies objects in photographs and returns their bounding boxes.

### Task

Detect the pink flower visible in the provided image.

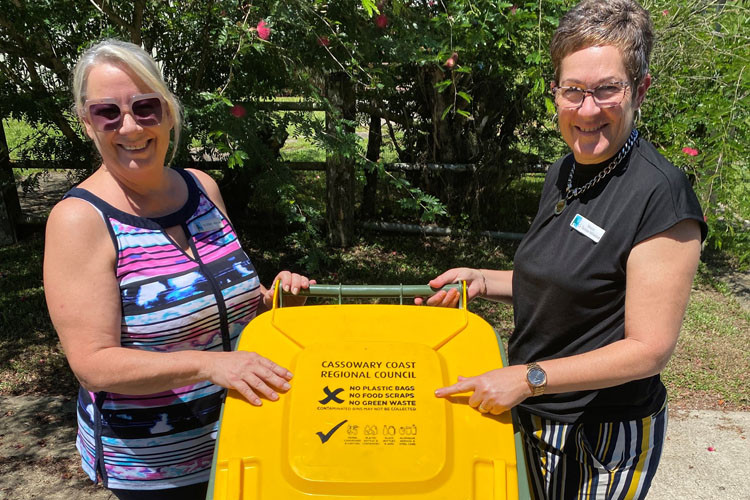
[230,104,246,118]
[444,52,458,69]
[707,446,715,452]
[317,36,330,47]
[375,14,388,29]
[682,147,699,156]
[662,10,669,16]
[256,19,270,40]
[510,5,518,15]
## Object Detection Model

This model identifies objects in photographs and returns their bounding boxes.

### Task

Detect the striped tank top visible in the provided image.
[63,168,260,490]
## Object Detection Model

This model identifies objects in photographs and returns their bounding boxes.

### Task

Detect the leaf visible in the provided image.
[434,80,452,92]
[525,51,541,65]
[441,104,453,120]
[457,91,473,103]
[456,109,472,119]
[544,97,556,115]
[361,0,379,17]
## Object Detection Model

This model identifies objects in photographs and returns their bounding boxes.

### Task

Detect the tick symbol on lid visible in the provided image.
[317,419,348,444]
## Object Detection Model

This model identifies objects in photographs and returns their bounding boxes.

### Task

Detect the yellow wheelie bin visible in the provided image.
[207,283,531,500]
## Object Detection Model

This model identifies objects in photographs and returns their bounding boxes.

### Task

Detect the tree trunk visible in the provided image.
[325,72,356,247]
[361,111,382,219]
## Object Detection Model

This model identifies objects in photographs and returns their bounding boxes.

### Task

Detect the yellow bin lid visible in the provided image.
[209,284,528,499]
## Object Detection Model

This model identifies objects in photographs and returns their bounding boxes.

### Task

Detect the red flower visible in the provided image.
[256,19,270,40]
[444,52,458,69]
[375,14,388,29]
[662,9,669,16]
[682,147,699,156]
[317,36,330,47]
[230,104,246,118]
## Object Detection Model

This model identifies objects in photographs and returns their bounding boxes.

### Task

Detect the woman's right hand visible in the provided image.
[206,351,294,406]
[415,267,486,307]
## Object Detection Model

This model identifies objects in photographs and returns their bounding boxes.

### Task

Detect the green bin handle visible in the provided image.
[277,283,464,309]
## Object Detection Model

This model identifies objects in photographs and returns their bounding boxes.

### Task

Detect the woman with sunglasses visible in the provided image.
[43,39,313,500]
[419,1,707,498]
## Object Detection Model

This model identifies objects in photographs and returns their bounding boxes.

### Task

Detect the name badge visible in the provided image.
[191,216,224,233]
[570,214,605,243]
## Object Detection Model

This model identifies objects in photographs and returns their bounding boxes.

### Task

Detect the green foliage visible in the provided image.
[2,0,748,268]
[645,1,750,266]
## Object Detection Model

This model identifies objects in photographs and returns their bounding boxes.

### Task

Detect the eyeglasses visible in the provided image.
[552,82,631,109]
[83,93,165,131]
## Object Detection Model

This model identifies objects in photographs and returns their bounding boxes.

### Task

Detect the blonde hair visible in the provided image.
[550,0,654,87]
[72,39,182,165]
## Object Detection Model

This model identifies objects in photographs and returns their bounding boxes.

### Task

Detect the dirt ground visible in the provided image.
[2,395,748,500]
[0,396,111,500]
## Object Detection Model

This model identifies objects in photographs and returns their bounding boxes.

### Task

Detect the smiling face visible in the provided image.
[556,45,649,164]
[82,63,173,175]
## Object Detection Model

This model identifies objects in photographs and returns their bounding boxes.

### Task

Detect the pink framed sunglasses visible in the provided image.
[83,93,165,131]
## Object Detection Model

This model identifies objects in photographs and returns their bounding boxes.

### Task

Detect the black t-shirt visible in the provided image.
[509,136,707,423]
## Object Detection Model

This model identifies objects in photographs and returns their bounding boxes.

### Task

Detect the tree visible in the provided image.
[645,0,749,264]
[2,0,747,264]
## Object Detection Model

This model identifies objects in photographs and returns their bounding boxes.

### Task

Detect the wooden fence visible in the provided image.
[1,77,524,246]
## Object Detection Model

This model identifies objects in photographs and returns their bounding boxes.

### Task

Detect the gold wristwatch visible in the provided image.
[526,362,547,397]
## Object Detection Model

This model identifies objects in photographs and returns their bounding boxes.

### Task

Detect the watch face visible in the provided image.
[528,367,546,386]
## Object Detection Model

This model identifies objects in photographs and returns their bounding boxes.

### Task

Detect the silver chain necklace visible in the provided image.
[554,128,638,216]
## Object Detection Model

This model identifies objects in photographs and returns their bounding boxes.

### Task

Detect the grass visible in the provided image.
[663,264,750,409]
[3,118,36,160]
[3,225,748,411]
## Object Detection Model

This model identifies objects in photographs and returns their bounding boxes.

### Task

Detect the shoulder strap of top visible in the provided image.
[61,187,121,252]
[173,167,201,195]
[63,187,110,214]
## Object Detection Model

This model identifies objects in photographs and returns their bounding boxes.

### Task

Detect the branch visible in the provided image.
[132,0,145,45]
[385,119,406,160]
[0,16,69,82]
[89,0,129,31]
[358,103,410,128]
[90,0,142,44]
[192,0,216,90]
[219,6,253,96]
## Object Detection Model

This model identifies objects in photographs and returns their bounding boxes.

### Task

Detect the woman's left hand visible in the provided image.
[262,271,315,309]
[434,365,530,415]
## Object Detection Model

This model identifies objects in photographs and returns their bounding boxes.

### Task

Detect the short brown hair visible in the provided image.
[550,0,654,85]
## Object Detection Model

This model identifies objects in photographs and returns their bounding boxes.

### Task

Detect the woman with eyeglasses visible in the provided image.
[43,39,313,500]
[419,1,706,498]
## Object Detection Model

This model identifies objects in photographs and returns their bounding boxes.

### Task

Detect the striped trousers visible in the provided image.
[517,402,667,500]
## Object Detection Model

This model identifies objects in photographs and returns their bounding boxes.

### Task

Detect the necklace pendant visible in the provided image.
[554,199,566,215]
